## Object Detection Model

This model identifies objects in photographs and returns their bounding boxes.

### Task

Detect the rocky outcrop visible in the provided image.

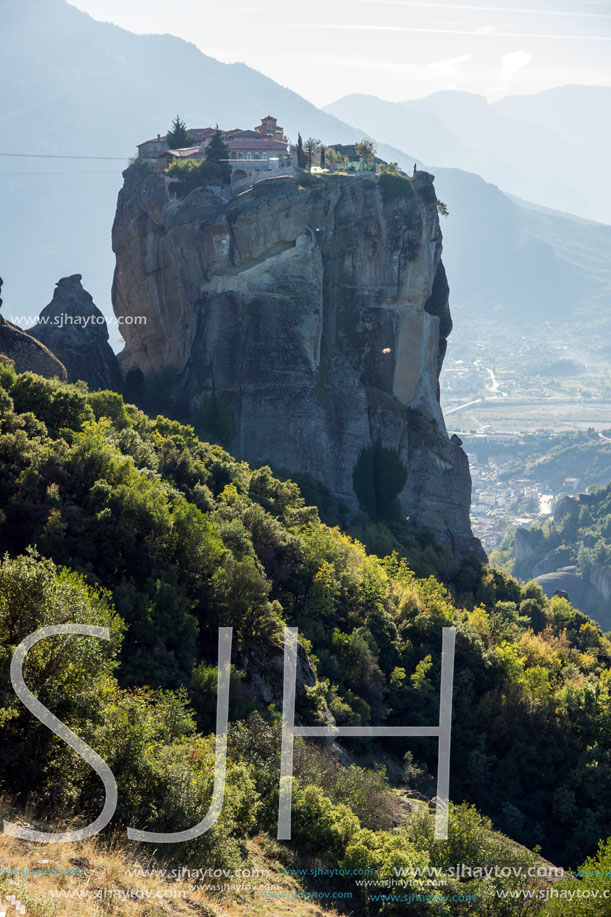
[590,565,611,603]
[239,640,335,730]
[0,276,67,380]
[515,489,611,627]
[553,494,579,525]
[29,275,122,391]
[0,318,69,381]
[514,526,542,573]
[112,165,484,559]
[536,567,610,630]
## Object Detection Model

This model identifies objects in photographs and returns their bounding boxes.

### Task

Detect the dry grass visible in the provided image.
[0,802,342,917]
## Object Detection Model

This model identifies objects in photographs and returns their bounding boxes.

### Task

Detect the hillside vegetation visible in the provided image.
[2,365,611,912]
[498,482,611,627]
[498,431,611,493]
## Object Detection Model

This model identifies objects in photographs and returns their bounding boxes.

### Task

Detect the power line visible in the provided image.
[0,170,124,175]
[0,152,129,161]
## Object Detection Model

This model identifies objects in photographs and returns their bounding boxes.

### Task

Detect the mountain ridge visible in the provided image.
[325,86,611,224]
[1,0,610,336]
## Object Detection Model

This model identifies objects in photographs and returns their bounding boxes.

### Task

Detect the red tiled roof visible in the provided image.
[158,146,205,159]
[227,139,287,150]
[141,120,286,146]
[227,129,264,140]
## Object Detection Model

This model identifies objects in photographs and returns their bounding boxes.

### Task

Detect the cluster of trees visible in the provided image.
[296,135,378,172]
[165,159,225,195]
[296,134,321,171]
[354,139,376,164]
[163,121,430,218]
[163,116,231,193]
[1,364,611,904]
[514,430,611,493]
[0,550,573,913]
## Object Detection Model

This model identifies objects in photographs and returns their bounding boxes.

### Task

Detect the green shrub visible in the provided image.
[166,159,224,196]
[353,444,407,520]
[547,838,611,915]
[378,171,415,203]
[292,784,360,859]
[10,373,94,436]
[88,390,131,429]
[117,733,258,866]
[0,551,257,865]
[2,367,611,870]
[0,551,123,802]
[193,395,236,448]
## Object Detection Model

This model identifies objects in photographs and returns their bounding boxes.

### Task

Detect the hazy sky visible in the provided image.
[70,0,611,105]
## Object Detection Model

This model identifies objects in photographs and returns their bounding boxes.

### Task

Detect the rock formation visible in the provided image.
[112,165,484,559]
[0,276,68,380]
[515,490,611,628]
[29,275,122,391]
[535,568,610,629]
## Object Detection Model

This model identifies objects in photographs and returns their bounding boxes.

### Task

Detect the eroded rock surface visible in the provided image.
[112,166,483,559]
[0,276,67,380]
[29,275,122,391]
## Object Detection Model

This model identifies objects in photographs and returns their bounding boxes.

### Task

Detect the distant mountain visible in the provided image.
[325,88,611,225]
[497,84,611,203]
[433,172,611,326]
[1,0,610,341]
[0,0,362,328]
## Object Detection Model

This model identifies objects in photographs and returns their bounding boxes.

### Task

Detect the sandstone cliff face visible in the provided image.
[29,275,122,392]
[112,165,483,559]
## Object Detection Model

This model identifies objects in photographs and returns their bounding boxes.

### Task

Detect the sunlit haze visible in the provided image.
[69,0,611,105]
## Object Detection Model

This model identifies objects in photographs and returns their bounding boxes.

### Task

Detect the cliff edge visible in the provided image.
[112,165,483,559]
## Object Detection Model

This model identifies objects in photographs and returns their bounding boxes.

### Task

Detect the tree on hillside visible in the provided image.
[205,126,231,177]
[304,137,321,172]
[320,146,326,169]
[166,115,194,149]
[355,138,376,165]
[297,133,306,169]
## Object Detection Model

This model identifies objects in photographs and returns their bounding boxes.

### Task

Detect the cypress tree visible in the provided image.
[205,126,231,177]
[166,115,193,149]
